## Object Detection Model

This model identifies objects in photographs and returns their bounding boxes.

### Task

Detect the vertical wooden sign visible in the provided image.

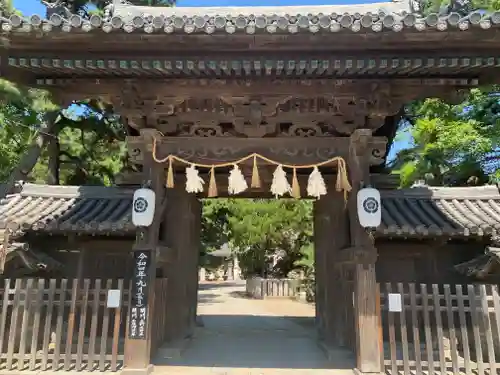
[129,250,152,339]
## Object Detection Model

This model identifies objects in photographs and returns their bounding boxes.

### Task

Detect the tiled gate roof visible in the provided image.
[0,184,135,236]
[1,183,500,238]
[379,186,500,237]
[3,3,500,35]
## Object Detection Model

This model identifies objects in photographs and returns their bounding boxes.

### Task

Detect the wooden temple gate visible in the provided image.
[2,1,500,374]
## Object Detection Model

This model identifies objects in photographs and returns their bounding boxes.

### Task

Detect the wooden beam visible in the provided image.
[34,77,477,105]
[127,135,387,167]
[116,170,399,190]
[6,28,500,56]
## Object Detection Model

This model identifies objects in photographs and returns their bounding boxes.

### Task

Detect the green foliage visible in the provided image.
[200,199,233,253]
[55,102,127,186]
[0,79,128,185]
[416,0,500,15]
[1,0,15,15]
[391,88,500,187]
[296,243,314,269]
[0,79,59,181]
[201,199,314,278]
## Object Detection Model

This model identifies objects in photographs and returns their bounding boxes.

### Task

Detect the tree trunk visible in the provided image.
[46,134,60,185]
[0,111,59,197]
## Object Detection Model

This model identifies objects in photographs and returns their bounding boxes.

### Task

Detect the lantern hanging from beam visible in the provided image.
[132,188,156,227]
[357,187,381,228]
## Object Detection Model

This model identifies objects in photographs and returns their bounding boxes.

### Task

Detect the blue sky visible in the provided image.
[14,0,408,160]
[15,0,383,13]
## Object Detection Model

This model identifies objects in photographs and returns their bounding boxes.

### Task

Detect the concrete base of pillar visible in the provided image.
[121,364,154,375]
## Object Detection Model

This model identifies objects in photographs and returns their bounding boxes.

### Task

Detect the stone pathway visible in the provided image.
[153,281,355,375]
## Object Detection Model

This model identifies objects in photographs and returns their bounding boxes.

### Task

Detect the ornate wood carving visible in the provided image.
[126,135,387,166]
[38,77,475,133]
[115,87,403,137]
[152,96,375,137]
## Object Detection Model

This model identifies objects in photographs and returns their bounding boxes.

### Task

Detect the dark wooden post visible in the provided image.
[313,199,327,340]
[123,128,165,375]
[162,186,201,344]
[347,129,382,374]
[313,190,350,347]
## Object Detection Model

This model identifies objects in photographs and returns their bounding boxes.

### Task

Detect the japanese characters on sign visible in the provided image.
[129,250,151,339]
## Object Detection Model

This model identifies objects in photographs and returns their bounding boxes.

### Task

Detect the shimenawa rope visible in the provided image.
[151,136,352,200]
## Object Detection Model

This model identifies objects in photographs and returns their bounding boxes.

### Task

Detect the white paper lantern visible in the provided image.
[132,188,156,227]
[357,187,381,228]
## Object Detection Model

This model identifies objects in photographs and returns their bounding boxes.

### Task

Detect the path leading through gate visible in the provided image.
[153,282,355,375]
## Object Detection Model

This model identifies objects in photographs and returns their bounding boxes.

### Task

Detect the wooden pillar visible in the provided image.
[347,129,382,374]
[123,129,165,375]
[162,187,201,343]
[313,190,350,346]
[190,198,201,330]
[76,247,86,281]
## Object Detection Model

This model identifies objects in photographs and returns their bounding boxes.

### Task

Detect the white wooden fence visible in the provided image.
[245,278,300,299]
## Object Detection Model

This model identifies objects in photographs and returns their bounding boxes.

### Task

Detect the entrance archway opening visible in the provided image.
[152,197,357,372]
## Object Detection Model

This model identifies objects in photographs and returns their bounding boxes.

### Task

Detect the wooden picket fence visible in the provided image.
[245,277,300,299]
[0,278,130,372]
[380,283,500,375]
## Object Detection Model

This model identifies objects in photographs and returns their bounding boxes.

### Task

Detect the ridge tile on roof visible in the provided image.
[2,2,499,35]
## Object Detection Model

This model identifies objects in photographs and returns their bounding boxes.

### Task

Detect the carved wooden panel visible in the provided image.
[37,77,474,132]
[116,89,401,137]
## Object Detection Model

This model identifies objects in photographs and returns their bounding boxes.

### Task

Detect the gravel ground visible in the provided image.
[153,282,355,375]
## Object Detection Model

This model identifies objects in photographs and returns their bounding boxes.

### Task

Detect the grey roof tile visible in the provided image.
[1,183,500,238]
[0,184,135,236]
[379,185,500,237]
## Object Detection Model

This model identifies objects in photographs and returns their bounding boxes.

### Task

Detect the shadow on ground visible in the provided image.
[196,293,223,304]
[154,314,354,370]
[228,290,253,299]
[198,281,245,291]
